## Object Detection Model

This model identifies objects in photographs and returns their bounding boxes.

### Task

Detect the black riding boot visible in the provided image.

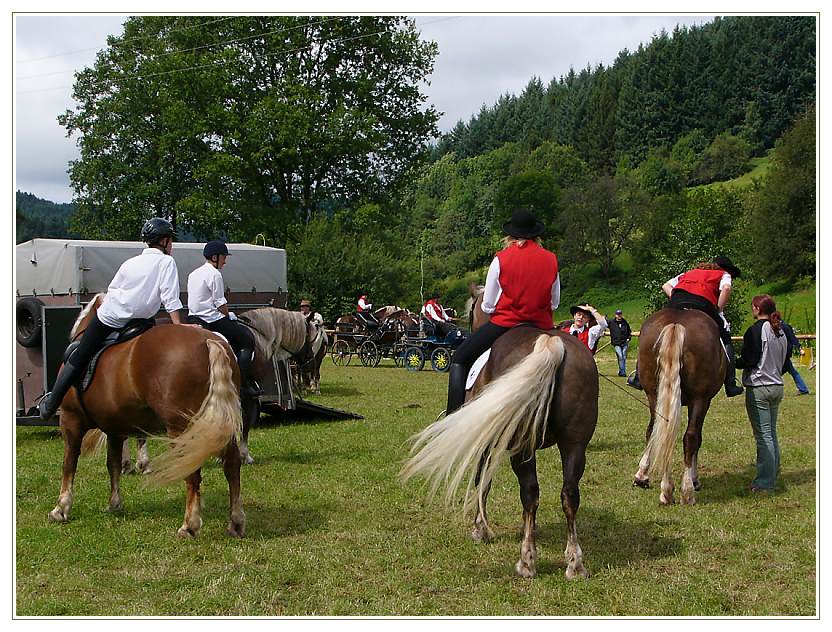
[626,363,643,390]
[446,363,468,415]
[724,342,744,397]
[38,360,83,420]
[237,348,263,399]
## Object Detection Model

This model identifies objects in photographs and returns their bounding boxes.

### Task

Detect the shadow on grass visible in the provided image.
[697,467,816,502]
[15,428,62,443]
[241,500,333,538]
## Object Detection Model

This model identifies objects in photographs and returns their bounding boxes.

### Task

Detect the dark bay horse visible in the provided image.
[236,307,316,464]
[54,295,245,538]
[298,317,328,395]
[632,308,726,505]
[402,289,598,579]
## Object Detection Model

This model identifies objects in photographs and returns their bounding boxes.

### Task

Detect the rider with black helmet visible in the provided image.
[187,240,261,398]
[39,217,183,420]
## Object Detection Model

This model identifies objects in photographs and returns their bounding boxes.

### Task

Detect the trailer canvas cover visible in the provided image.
[16,239,286,296]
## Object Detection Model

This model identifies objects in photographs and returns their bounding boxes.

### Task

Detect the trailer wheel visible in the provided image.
[16,297,44,348]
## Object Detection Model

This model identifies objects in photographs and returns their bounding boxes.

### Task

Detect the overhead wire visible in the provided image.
[17,16,457,95]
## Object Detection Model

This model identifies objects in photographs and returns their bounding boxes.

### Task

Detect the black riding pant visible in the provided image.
[450,321,510,371]
[193,316,255,357]
[667,289,732,345]
[66,313,117,370]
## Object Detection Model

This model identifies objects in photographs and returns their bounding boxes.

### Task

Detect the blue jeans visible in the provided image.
[613,343,629,376]
[745,384,784,490]
[784,359,809,394]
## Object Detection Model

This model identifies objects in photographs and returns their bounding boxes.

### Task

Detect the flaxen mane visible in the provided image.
[241,307,308,360]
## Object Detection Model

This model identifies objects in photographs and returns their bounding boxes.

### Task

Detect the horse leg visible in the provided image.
[471,453,495,543]
[633,393,657,487]
[177,469,203,538]
[49,413,86,523]
[222,436,246,538]
[561,443,590,579]
[511,453,539,578]
[239,396,259,465]
[121,437,136,474]
[136,437,151,474]
[105,434,125,513]
[681,399,709,505]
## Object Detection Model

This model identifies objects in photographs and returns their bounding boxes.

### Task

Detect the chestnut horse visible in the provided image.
[53,294,245,538]
[631,308,726,505]
[236,307,316,464]
[402,288,598,579]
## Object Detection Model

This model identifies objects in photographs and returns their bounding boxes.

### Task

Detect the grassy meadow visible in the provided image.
[15,346,816,616]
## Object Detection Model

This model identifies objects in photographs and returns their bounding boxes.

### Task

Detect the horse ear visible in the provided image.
[305,312,314,323]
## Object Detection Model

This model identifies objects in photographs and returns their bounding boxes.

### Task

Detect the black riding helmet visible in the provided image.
[203,240,230,259]
[140,217,175,245]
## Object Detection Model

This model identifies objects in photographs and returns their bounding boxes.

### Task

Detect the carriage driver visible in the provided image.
[422,291,455,339]
[39,218,184,420]
[187,240,261,398]
[627,256,744,397]
[445,208,560,416]
[355,291,379,330]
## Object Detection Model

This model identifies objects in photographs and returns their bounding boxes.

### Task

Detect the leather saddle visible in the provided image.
[64,318,156,392]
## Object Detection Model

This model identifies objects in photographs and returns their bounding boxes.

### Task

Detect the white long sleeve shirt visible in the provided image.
[96,248,182,328]
[480,256,561,314]
[187,262,228,323]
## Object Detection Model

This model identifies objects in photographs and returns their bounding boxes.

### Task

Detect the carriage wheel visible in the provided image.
[392,342,407,368]
[430,347,451,373]
[331,340,352,366]
[359,341,380,367]
[404,346,425,372]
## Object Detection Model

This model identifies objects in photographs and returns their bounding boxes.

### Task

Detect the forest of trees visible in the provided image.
[20,15,816,322]
[16,191,77,243]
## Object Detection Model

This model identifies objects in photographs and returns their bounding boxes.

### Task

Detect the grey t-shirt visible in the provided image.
[741,320,788,387]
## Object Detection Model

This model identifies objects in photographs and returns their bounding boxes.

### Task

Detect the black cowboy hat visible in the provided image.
[570,305,593,318]
[713,256,741,278]
[502,209,545,239]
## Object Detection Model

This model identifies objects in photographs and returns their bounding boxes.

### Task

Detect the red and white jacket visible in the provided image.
[357,295,372,312]
[422,299,450,323]
[482,241,560,330]
[668,269,732,307]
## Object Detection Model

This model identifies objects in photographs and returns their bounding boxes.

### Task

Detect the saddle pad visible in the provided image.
[466,350,490,390]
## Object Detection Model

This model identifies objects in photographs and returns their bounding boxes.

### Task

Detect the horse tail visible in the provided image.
[401,333,565,514]
[80,428,107,456]
[149,339,242,486]
[645,323,686,483]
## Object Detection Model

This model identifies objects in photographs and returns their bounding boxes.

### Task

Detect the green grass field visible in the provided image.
[15,348,816,616]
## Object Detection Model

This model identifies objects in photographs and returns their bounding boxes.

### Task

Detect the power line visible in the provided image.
[17,16,457,96]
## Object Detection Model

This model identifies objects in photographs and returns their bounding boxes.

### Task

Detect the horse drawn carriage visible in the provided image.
[330,307,416,367]
[400,319,467,372]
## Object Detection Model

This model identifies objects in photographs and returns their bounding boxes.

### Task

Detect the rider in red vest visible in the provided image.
[445,209,560,415]
[561,304,607,353]
[422,292,454,339]
[628,256,744,397]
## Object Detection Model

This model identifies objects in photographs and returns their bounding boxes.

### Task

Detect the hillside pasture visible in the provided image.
[16,352,816,616]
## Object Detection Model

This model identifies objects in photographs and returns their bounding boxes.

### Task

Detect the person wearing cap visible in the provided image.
[628,256,744,397]
[187,240,261,398]
[445,208,560,415]
[299,299,324,327]
[421,291,455,339]
[39,217,183,420]
[562,304,608,354]
[608,309,632,376]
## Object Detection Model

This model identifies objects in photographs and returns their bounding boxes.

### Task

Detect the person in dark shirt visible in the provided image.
[780,322,810,395]
[609,309,632,377]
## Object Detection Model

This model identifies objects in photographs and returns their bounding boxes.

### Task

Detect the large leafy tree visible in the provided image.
[60,16,439,241]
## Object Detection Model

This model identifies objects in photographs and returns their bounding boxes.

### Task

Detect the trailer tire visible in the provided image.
[16,297,44,348]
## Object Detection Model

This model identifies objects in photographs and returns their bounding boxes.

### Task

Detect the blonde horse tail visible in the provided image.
[401,334,565,514]
[80,429,106,456]
[149,339,242,486]
[645,323,685,483]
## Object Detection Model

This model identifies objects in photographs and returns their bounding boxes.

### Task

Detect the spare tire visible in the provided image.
[16,297,44,348]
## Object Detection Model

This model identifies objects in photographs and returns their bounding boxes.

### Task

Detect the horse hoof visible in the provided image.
[693,480,702,491]
[515,561,536,578]
[177,526,197,539]
[243,454,254,465]
[121,462,137,475]
[471,527,493,543]
[566,564,590,580]
[48,507,69,523]
[659,494,675,505]
[633,477,650,489]
[105,501,123,513]
[680,494,697,506]
[227,522,246,538]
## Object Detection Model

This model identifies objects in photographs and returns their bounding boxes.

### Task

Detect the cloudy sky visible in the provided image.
[14,14,714,203]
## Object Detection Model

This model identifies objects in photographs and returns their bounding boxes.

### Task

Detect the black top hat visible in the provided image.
[502,209,545,239]
[713,256,741,278]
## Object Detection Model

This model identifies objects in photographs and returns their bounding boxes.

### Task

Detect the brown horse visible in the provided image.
[53,295,245,538]
[402,290,598,579]
[631,308,726,505]
[236,307,316,464]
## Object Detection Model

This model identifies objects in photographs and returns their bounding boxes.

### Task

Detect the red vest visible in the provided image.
[357,296,369,312]
[560,324,595,354]
[673,269,725,306]
[423,299,446,322]
[491,241,558,329]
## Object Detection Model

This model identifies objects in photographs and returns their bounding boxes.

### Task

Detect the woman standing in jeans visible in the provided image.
[736,294,789,492]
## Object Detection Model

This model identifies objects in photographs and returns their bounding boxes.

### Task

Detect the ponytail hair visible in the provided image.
[752,294,783,336]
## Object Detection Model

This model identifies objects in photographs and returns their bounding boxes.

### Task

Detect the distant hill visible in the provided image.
[16,191,78,243]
